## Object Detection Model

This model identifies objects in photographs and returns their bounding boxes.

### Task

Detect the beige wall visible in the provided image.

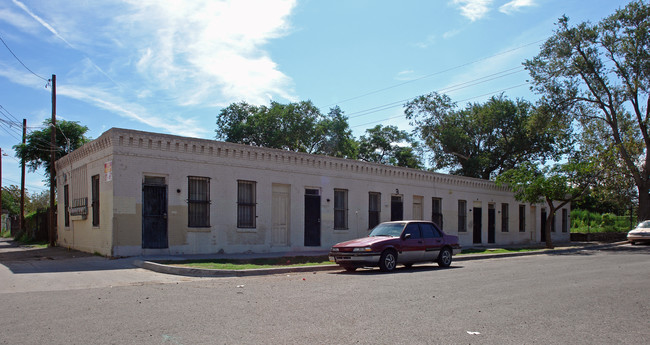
[57,128,570,257]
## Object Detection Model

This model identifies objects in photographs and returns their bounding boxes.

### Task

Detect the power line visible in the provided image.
[350,83,529,129]
[0,32,49,82]
[323,38,546,108]
[345,66,526,120]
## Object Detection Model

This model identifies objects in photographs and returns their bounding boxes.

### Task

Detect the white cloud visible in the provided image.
[395,70,418,81]
[116,0,298,106]
[451,0,493,22]
[499,0,536,14]
[0,7,40,33]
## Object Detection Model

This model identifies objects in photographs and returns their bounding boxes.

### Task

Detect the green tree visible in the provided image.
[497,157,600,248]
[1,185,20,215]
[404,93,571,179]
[524,0,650,220]
[313,106,359,158]
[217,100,354,155]
[13,119,90,187]
[357,125,423,169]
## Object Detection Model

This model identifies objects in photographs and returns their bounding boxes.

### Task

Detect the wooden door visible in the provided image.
[272,184,290,246]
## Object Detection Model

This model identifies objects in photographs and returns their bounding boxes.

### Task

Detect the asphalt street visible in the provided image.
[1,240,648,344]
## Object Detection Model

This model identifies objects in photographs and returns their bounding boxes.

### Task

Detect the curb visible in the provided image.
[134,260,340,277]
[134,242,627,277]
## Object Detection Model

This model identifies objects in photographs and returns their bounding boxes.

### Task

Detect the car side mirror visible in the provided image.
[403,233,411,240]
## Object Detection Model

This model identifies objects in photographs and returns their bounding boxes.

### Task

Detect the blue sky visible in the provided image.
[0,0,633,194]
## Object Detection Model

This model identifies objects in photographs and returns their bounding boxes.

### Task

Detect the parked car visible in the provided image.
[329,220,461,272]
[628,220,650,245]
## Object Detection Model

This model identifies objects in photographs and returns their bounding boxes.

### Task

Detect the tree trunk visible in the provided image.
[637,182,650,222]
[544,211,555,249]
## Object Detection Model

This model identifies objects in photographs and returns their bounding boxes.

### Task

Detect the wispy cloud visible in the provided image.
[451,0,493,22]
[11,0,74,48]
[3,0,299,137]
[499,0,536,14]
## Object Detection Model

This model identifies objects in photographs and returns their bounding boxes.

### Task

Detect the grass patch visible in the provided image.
[1,230,11,238]
[459,247,545,255]
[160,255,335,270]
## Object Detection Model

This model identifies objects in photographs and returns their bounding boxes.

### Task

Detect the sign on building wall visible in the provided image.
[105,161,112,182]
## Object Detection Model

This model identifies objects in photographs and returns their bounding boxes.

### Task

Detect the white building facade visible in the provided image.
[55,128,570,257]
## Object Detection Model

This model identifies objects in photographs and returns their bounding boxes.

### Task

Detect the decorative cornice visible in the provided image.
[58,127,509,192]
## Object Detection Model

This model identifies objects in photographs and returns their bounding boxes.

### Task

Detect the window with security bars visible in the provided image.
[188,176,210,227]
[237,180,256,228]
[91,175,100,227]
[368,192,381,229]
[501,203,509,232]
[432,197,443,230]
[458,200,467,232]
[519,205,526,232]
[334,189,348,229]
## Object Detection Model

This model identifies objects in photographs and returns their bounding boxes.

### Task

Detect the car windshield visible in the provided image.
[369,223,405,237]
[638,221,650,228]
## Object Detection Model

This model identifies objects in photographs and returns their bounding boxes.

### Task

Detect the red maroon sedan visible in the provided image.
[329,221,461,272]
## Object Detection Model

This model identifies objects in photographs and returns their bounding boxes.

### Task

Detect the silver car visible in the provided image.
[628,220,650,245]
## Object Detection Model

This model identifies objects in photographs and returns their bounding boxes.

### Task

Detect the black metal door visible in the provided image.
[142,184,168,249]
[304,192,321,246]
[473,207,482,244]
[488,207,496,244]
[391,196,403,221]
[541,209,547,242]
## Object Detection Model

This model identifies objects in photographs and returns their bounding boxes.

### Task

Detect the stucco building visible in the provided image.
[55,128,570,257]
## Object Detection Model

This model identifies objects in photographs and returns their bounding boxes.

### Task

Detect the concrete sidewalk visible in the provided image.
[133,241,628,277]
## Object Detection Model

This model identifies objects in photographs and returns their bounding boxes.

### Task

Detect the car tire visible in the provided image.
[437,247,452,268]
[379,250,397,272]
[342,265,357,272]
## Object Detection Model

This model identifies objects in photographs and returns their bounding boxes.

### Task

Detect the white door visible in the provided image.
[413,195,423,220]
[272,184,290,246]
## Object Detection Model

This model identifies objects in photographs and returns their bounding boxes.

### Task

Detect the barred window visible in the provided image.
[432,197,443,230]
[501,203,509,232]
[519,205,526,232]
[237,180,256,228]
[368,192,381,229]
[334,189,348,230]
[458,200,467,232]
[188,176,210,227]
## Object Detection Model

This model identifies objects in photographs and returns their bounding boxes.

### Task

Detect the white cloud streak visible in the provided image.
[499,0,537,14]
[452,0,493,21]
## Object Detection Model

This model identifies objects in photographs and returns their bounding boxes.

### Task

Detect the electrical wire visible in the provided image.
[323,38,546,108]
[350,83,529,129]
[0,33,49,82]
[345,66,526,120]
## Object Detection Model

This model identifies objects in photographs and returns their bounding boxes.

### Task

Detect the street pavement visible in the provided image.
[1,239,648,344]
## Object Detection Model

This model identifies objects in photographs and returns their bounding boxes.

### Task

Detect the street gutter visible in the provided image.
[134,241,628,277]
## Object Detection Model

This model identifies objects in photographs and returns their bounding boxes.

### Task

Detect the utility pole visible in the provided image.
[49,74,56,247]
[20,119,26,234]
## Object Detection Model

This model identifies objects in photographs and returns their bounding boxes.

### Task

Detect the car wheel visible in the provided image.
[342,265,357,272]
[437,247,452,268]
[379,250,397,272]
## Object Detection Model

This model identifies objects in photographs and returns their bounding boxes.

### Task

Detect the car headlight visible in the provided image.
[353,247,372,252]
[331,247,339,252]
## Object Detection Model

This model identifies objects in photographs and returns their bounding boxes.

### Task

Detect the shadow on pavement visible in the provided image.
[0,238,135,274]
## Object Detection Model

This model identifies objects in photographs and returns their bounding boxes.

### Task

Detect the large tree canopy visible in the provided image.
[357,124,423,169]
[216,101,357,158]
[524,0,650,220]
[404,93,571,179]
[13,119,90,187]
